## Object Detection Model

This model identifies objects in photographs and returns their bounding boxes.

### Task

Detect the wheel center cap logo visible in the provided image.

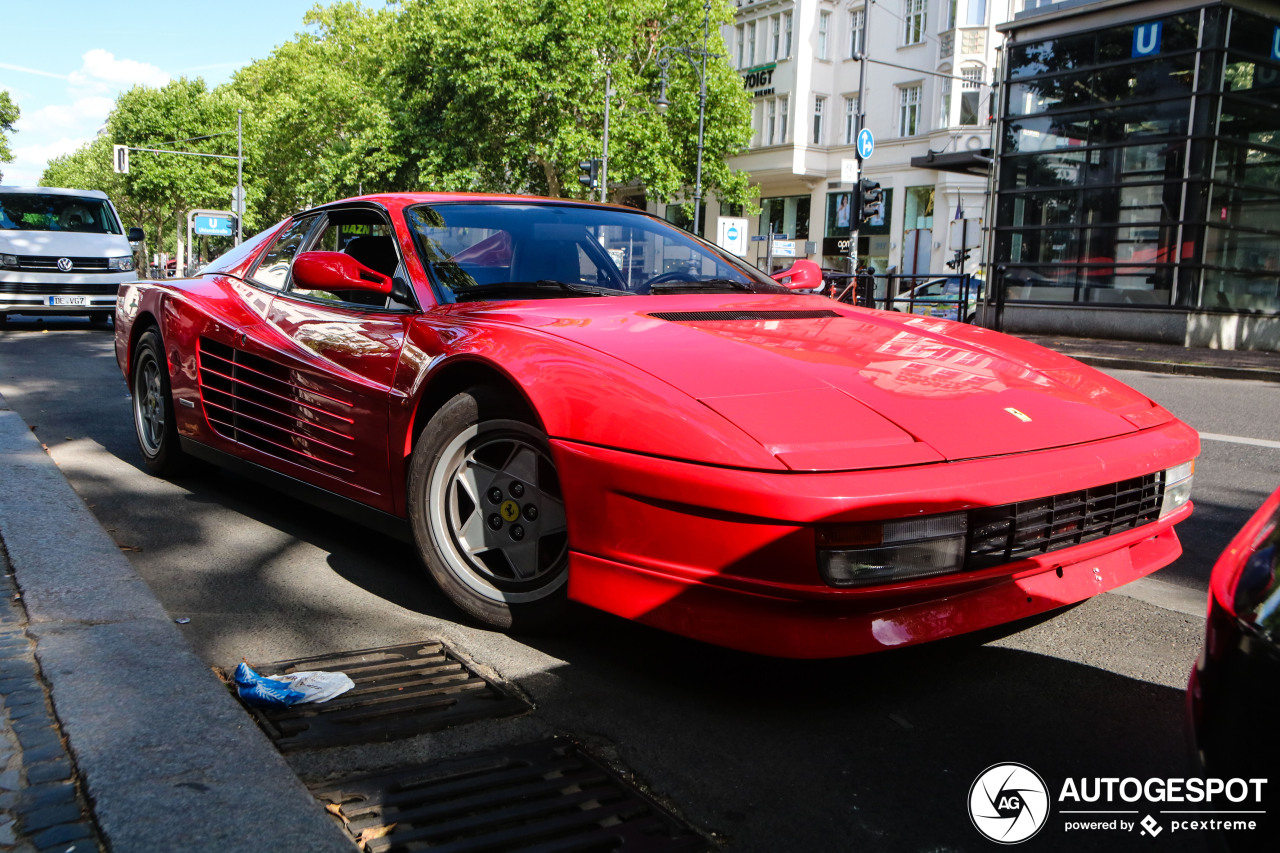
[57,257,74,271]
[969,763,1050,844]
[499,500,520,522]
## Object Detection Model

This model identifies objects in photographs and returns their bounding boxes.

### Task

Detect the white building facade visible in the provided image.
[694,0,1006,279]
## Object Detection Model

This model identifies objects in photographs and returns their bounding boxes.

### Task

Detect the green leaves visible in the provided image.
[35,0,756,241]
[0,91,19,182]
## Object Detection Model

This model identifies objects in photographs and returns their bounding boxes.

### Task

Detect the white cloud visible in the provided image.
[68,49,169,94]
[18,96,115,135]
[3,136,93,186]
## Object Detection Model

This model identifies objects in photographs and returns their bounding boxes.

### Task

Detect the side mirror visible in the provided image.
[127,227,145,243]
[771,258,824,291]
[292,251,393,295]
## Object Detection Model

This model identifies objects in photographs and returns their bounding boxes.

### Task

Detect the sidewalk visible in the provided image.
[0,334,1272,851]
[1020,334,1280,383]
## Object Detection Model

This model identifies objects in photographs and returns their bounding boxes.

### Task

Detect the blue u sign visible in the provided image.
[1273,26,1280,61]
[1132,21,1162,58]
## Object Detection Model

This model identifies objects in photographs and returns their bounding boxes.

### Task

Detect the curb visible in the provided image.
[0,391,350,853]
[1067,355,1280,384]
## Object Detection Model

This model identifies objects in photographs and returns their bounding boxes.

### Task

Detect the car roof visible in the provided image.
[304,192,649,217]
[0,186,110,199]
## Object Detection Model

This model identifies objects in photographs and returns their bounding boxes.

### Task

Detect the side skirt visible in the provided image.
[179,437,412,543]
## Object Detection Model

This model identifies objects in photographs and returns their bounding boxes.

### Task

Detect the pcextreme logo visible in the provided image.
[969,763,1051,844]
[968,764,1270,844]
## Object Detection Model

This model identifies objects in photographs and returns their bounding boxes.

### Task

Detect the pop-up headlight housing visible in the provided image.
[817,513,968,587]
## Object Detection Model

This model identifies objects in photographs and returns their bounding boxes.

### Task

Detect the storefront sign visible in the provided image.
[741,63,777,97]
[823,237,852,256]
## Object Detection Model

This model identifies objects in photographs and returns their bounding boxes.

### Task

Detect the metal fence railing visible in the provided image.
[829,272,983,324]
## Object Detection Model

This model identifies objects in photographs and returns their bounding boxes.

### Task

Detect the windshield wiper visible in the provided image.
[648,278,754,293]
[452,280,631,301]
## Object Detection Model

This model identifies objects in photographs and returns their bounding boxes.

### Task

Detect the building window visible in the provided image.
[813,96,826,145]
[771,14,781,60]
[778,95,789,143]
[767,99,778,146]
[747,21,756,66]
[844,96,859,144]
[849,9,865,57]
[782,11,792,57]
[946,0,957,30]
[750,102,760,147]
[903,0,926,46]
[966,0,987,26]
[940,76,952,128]
[736,25,745,68]
[899,84,921,136]
[960,66,983,125]
[818,11,831,60]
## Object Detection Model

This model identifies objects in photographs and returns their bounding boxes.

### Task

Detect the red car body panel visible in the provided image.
[114,193,1200,658]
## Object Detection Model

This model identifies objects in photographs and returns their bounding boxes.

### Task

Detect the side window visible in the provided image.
[250,217,317,290]
[289,214,407,308]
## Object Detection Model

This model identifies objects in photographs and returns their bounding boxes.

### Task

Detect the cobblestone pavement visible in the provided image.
[0,544,102,853]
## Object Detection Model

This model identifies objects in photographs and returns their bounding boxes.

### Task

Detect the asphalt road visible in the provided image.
[3,316,1277,852]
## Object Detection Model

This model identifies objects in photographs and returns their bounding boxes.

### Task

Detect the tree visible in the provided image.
[0,91,19,182]
[389,0,754,208]
[229,1,402,229]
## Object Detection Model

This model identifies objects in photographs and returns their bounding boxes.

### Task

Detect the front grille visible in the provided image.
[0,281,122,295]
[649,310,840,322]
[15,255,112,272]
[197,337,356,478]
[966,473,1164,569]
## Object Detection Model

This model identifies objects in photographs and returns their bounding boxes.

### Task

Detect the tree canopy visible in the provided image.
[0,91,19,183]
[39,0,755,247]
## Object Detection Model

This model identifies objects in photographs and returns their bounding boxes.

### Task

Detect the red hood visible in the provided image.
[442,295,1169,471]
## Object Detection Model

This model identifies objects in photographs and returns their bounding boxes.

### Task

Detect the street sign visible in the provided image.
[750,235,769,242]
[840,158,859,183]
[772,240,796,258]
[857,128,875,160]
[194,215,235,237]
[231,186,245,216]
[717,216,749,257]
[112,145,129,174]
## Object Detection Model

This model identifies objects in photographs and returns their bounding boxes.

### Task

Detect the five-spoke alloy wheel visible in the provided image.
[408,387,571,630]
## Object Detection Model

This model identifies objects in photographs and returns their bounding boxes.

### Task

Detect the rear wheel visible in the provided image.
[407,387,571,631]
[131,327,190,476]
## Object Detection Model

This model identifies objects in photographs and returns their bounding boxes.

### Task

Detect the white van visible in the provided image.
[0,186,143,323]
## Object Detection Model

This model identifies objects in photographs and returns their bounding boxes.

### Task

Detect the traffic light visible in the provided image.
[946,250,972,270]
[578,158,601,191]
[858,178,882,223]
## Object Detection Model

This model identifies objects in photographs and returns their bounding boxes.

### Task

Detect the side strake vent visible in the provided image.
[197,337,355,477]
[649,310,841,322]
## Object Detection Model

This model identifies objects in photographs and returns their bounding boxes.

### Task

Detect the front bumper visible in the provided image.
[0,270,132,315]
[554,419,1197,657]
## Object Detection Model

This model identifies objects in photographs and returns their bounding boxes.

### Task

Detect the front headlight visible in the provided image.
[817,512,968,587]
[108,255,134,271]
[1160,460,1195,519]
[0,254,17,268]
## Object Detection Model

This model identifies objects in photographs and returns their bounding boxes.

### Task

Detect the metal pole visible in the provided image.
[236,109,243,245]
[693,1,710,237]
[850,3,873,280]
[601,70,612,203]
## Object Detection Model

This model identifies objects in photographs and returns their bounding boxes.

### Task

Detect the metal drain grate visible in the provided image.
[311,739,707,853]
[227,641,530,751]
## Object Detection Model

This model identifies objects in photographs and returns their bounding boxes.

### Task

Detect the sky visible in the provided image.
[0,0,336,186]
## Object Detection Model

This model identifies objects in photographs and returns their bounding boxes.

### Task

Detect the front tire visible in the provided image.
[407,387,571,631]
[131,327,190,476]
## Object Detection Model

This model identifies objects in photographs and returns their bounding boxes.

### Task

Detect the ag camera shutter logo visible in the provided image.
[969,763,1051,844]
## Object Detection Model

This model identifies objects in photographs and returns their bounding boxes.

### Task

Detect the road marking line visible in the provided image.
[1200,432,1280,450]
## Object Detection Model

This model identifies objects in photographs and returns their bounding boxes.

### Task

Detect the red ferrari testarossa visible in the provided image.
[116,194,1198,657]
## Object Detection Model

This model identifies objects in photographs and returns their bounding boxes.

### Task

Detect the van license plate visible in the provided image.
[50,296,89,306]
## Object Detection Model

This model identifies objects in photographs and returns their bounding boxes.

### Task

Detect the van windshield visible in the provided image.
[0,194,122,234]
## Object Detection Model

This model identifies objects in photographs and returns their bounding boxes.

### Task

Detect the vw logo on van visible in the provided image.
[57,258,74,271]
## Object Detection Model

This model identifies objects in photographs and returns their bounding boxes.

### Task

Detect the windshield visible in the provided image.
[405,202,785,301]
[0,194,122,234]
